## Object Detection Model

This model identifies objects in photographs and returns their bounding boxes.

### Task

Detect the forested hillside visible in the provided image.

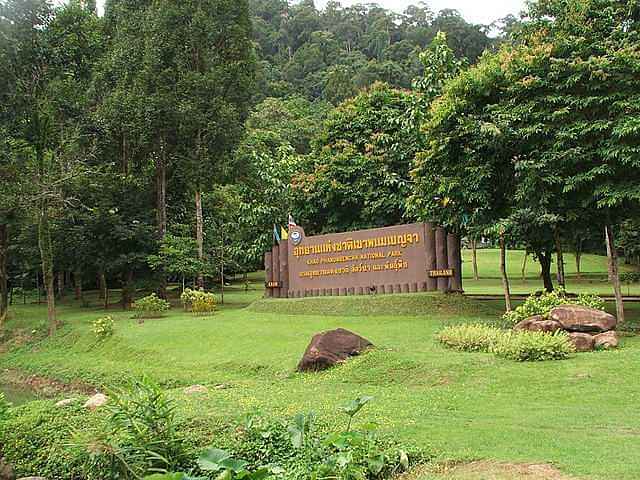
[250,0,494,102]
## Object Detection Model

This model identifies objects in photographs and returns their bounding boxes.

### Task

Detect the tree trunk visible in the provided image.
[57,271,65,300]
[538,250,554,293]
[471,238,479,280]
[521,249,528,281]
[0,223,8,326]
[38,204,57,335]
[575,249,582,280]
[499,234,512,312]
[220,231,225,305]
[74,271,82,301]
[121,269,134,310]
[554,229,566,289]
[605,225,625,323]
[99,271,107,308]
[156,136,168,298]
[103,276,109,311]
[195,190,205,288]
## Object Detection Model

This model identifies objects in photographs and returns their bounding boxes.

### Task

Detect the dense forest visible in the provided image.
[249,0,496,102]
[1,0,639,331]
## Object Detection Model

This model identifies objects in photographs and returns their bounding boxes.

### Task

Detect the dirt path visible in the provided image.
[402,461,579,480]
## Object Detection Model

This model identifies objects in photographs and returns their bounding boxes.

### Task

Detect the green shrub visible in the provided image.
[154,397,423,480]
[491,330,575,362]
[92,315,115,339]
[502,289,605,326]
[92,378,190,479]
[438,324,575,362]
[180,288,199,311]
[436,324,504,353]
[191,295,216,316]
[2,393,424,480]
[180,289,216,315]
[132,293,171,319]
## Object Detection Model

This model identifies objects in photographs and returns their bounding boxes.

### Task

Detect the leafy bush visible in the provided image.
[2,393,423,480]
[180,289,216,315]
[132,293,171,319]
[152,397,422,480]
[93,378,190,479]
[502,289,605,326]
[92,315,115,339]
[180,288,199,311]
[438,324,575,362]
[436,324,503,353]
[491,330,575,362]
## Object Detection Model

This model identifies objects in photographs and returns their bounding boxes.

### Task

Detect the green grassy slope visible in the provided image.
[2,286,640,479]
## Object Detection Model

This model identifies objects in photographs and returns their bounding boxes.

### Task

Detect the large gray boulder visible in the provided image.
[297,328,373,372]
[550,305,616,333]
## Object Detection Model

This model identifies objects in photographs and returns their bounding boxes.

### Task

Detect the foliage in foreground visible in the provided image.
[502,290,605,326]
[147,395,417,480]
[0,382,421,480]
[437,324,575,362]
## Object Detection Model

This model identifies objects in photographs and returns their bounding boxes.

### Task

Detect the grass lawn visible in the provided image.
[462,248,640,296]
[2,250,640,479]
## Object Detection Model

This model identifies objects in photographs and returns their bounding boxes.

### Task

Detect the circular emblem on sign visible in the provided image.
[291,230,303,246]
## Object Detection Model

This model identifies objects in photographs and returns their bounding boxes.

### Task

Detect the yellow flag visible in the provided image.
[281,226,289,240]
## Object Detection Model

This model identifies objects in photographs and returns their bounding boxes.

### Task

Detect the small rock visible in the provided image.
[84,393,108,410]
[594,331,619,349]
[568,332,595,352]
[214,384,228,390]
[550,305,616,333]
[183,385,208,395]
[55,398,76,408]
[514,316,562,333]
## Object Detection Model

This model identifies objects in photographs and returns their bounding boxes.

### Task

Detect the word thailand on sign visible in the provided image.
[264,222,462,298]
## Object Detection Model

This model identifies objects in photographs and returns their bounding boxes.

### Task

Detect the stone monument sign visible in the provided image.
[264,222,462,298]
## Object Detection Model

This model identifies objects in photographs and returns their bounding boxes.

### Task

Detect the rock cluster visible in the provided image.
[515,305,618,352]
[297,328,373,372]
